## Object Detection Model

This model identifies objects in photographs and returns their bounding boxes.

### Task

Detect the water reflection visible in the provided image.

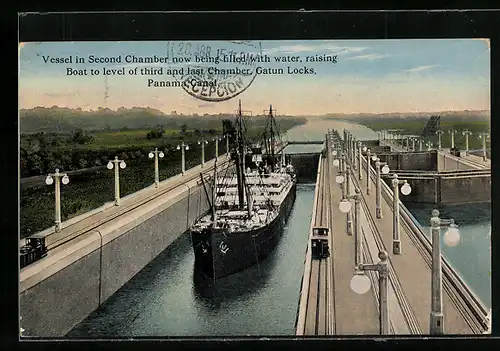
[405,201,491,308]
[69,185,314,337]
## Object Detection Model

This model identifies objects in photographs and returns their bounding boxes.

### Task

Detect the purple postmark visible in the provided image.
[165,41,262,102]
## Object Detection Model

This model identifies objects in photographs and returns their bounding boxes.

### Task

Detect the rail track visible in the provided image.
[300,156,331,335]
[29,156,231,253]
[296,139,337,335]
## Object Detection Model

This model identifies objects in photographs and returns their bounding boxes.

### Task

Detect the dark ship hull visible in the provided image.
[191,181,297,280]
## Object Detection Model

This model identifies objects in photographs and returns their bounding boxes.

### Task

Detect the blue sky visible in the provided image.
[19,39,490,115]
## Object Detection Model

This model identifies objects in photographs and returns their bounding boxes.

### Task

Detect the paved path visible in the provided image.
[327,153,379,335]
[22,155,229,250]
[351,156,473,334]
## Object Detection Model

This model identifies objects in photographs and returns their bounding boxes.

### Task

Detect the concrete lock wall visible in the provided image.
[439,175,491,204]
[384,177,438,203]
[378,151,438,171]
[20,177,212,337]
[437,153,478,171]
[388,174,491,204]
[288,153,320,183]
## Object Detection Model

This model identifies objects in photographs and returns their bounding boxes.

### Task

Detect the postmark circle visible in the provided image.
[166,41,261,102]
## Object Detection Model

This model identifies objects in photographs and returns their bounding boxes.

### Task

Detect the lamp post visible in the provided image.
[462,130,472,155]
[359,143,367,180]
[148,148,165,188]
[107,157,126,206]
[368,153,378,195]
[350,250,390,335]
[333,156,340,168]
[390,173,412,255]
[374,158,390,219]
[198,139,209,167]
[213,136,221,159]
[346,132,351,164]
[429,209,461,335]
[341,153,346,175]
[176,142,190,175]
[45,169,70,232]
[426,141,433,151]
[419,139,424,151]
[335,170,346,199]
[352,137,357,170]
[478,132,489,161]
[435,130,444,150]
[366,148,371,194]
[345,164,353,235]
[224,134,230,155]
[448,129,456,149]
[339,188,362,264]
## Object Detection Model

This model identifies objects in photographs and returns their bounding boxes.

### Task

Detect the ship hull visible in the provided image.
[191,181,297,280]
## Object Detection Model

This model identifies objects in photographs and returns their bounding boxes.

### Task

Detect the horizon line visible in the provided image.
[19,105,491,117]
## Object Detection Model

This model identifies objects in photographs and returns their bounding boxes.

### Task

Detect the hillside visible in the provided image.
[322,110,490,122]
[20,106,306,134]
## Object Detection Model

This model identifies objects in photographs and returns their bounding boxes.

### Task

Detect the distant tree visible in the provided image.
[27,153,45,175]
[180,124,187,135]
[20,155,29,177]
[78,158,88,169]
[72,130,94,144]
[146,128,164,139]
[222,119,236,140]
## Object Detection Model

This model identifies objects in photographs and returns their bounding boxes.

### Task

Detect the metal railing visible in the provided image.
[364,159,489,333]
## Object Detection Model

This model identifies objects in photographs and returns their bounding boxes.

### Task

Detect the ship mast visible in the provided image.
[235,100,246,210]
[263,105,278,172]
[269,105,275,171]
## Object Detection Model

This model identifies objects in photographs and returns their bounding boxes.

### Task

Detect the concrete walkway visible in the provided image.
[351,157,473,334]
[327,157,379,335]
[22,155,229,250]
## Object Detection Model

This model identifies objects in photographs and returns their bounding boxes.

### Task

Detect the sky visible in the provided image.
[18,39,490,115]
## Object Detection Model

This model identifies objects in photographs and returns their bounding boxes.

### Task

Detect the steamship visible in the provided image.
[190,101,297,280]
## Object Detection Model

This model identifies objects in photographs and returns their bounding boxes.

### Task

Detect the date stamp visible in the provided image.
[166,41,262,102]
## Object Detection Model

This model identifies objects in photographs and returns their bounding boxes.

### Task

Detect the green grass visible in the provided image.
[20,145,218,238]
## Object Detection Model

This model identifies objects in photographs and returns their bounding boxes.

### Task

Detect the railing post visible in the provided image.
[376,161,382,219]
[346,165,352,235]
[392,174,401,255]
[430,209,444,335]
[358,142,362,180]
[366,149,371,195]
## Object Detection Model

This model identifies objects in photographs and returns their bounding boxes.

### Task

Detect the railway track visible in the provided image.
[31,157,231,253]
[296,143,336,335]
[362,157,489,333]
[304,156,330,335]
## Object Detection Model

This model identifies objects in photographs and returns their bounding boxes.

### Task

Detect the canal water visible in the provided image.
[68,119,490,337]
[68,183,315,337]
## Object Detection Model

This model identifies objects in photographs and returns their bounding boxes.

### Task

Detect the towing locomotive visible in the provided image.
[20,236,47,269]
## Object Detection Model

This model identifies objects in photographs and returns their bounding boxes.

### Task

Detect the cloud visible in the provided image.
[345,54,388,61]
[262,43,367,55]
[198,103,214,108]
[405,65,436,73]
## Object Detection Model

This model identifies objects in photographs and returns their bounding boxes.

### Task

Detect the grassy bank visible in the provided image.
[20,145,217,238]
[351,117,490,150]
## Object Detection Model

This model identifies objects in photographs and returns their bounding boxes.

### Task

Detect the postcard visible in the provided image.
[19,38,491,338]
